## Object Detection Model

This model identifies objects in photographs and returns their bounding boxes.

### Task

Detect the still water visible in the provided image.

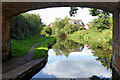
[32,45,112,79]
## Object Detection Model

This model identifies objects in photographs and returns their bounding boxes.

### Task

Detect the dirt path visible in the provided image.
[22,42,40,61]
[2,42,40,74]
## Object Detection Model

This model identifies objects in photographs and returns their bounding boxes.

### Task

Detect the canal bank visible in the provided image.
[2,56,48,80]
[2,38,56,80]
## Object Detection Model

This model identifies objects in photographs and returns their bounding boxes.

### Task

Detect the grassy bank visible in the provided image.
[33,37,56,59]
[11,36,56,58]
[68,29,112,52]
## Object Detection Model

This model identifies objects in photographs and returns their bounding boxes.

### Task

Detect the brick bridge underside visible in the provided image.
[2,2,120,79]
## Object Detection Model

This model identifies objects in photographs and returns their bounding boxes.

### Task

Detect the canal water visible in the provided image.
[31,45,112,80]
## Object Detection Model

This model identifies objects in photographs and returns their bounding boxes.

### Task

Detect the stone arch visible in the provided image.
[2,2,119,19]
[2,2,120,79]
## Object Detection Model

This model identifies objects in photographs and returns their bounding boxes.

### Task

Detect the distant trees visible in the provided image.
[69,7,112,31]
[89,8,111,31]
[10,13,43,39]
[41,16,81,38]
[53,39,83,57]
[41,26,52,36]
[69,7,78,16]
[64,24,79,35]
[51,16,80,38]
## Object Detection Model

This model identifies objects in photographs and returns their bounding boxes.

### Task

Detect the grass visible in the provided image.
[11,35,56,58]
[68,29,112,53]
[67,29,113,69]
[33,37,56,59]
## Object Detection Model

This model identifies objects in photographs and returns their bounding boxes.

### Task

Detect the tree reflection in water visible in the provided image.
[52,38,83,57]
[52,37,112,70]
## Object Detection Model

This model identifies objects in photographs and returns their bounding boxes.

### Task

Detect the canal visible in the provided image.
[31,39,112,80]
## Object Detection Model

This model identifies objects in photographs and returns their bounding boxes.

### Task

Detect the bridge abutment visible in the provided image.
[112,11,120,79]
[2,16,11,62]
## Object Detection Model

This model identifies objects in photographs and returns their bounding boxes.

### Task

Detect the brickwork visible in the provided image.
[112,12,119,66]
[112,11,120,78]
[118,12,120,73]
[2,17,11,62]
[119,12,120,57]
[115,54,120,70]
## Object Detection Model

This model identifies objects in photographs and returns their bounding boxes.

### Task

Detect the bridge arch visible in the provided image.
[2,2,119,19]
[2,2,120,79]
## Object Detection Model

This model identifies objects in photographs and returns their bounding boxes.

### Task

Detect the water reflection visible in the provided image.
[32,45,112,79]
[53,38,112,70]
[92,48,112,70]
[52,39,83,57]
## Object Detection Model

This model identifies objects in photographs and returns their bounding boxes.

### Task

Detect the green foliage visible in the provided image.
[11,36,47,57]
[89,8,101,16]
[89,8,111,31]
[33,37,56,59]
[93,51,112,69]
[53,38,83,57]
[69,29,112,52]
[52,16,80,38]
[11,36,56,58]
[69,7,78,16]
[91,12,111,31]
[69,7,112,31]
[49,16,84,57]
[52,27,112,69]
[52,16,68,38]
[64,24,79,35]
[68,7,113,68]
[23,13,43,33]
[41,26,52,36]
[10,13,43,39]
[11,39,30,57]
[109,16,113,28]
[10,13,56,59]
[68,29,112,69]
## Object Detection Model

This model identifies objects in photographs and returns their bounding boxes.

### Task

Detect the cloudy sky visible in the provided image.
[27,7,97,25]
[33,47,111,79]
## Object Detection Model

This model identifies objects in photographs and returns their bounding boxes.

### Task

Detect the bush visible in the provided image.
[10,13,43,40]
[41,26,52,36]
[33,37,56,59]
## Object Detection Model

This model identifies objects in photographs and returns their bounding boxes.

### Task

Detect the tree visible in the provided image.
[41,26,52,36]
[51,16,69,37]
[10,13,43,39]
[64,24,79,35]
[89,8,111,31]
[23,13,43,34]
[69,7,111,31]
[69,7,78,16]
[89,8,101,16]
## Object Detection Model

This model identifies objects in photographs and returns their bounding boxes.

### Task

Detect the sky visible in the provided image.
[33,48,111,78]
[27,7,98,25]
